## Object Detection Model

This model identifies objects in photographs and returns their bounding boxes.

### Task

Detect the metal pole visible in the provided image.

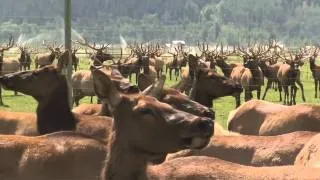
[65,0,73,108]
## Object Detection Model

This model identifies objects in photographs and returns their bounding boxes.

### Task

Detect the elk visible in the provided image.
[17,45,32,71]
[90,65,213,180]
[74,38,114,65]
[71,46,80,71]
[295,133,320,168]
[228,99,320,136]
[214,44,240,77]
[167,131,316,167]
[0,131,106,180]
[166,44,188,80]
[34,41,62,68]
[0,35,18,105]
[147,43,165,78]
[276,47,307,105]
[71,70,96,106]
[73,72,215,119]
[0,53,113,142]
[257,56,282,101]
[189,68,243,108]
[234,42,269,101]
[309,46,320,98]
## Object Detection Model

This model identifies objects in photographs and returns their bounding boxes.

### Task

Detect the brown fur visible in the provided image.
[0,65,113,142]
[150,156,320,179]
[295,133,320,168]
[71,70,96,106]
[228,99,320,135]
[0,131,106,180]
[258,61,282,100]
[167,131,316,166]
[277,61,305,105]
[90,66,213,180]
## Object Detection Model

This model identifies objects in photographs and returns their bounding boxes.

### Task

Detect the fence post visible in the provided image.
[65,0,73,108]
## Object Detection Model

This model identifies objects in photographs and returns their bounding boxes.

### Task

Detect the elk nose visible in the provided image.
[197,118,214,136]
[203,109,215,120]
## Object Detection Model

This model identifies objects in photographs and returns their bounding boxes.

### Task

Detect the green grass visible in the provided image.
[1,53,319,129]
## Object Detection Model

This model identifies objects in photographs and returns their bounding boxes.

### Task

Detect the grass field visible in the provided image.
[1,52,320,129]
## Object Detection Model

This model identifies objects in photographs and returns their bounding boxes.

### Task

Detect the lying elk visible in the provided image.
[276,47,306,105]
[0,35,19,105]
[17,45,32,71]
[34,41,62,68]
[74,38,114,65]
[309,46,320,98]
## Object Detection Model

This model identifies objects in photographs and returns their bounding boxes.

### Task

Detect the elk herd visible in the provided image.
[1,35,320,179]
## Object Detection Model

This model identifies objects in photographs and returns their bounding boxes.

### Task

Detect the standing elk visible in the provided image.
[71,46,80,71]
[17,45,32,71]
[234,43,267,102]
[0,35,19,105]
[148,43,165,78]
[74,38,114,65]
[309,46,320,98]
[34,41,62,68]
[276,47,307,105]
[257,55,282,101]
[166,44,188,81]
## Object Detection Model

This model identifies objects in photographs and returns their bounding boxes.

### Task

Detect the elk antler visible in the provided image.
[0,35,14,51]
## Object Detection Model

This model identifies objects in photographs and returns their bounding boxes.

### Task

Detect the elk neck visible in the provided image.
[258,61,271,78]
[216,60,232,77]
[36,80,76,135]
[309,57,317,71]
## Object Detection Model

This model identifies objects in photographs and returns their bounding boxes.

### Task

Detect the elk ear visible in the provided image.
[91,65,122,112]
[142,75,166,98]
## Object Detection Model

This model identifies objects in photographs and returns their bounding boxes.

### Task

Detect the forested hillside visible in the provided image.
[0,0,320,45]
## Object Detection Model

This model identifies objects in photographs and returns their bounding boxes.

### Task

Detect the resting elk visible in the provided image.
[276,47,307,105]
[90,65,214,180]
[34,41,62,68]
[73,71,215,119]
[309,46,320,98]
[228,99,320,136]
[93,63,320,180]
[0,35,19,105]
[167,131,316,167]
[0,52,113,142]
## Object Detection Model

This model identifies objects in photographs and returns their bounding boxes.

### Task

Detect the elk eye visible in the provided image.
[139,108,154,115]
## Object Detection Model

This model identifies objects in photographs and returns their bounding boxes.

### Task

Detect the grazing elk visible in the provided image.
[90,65,214,180]
[34,41,62,68]
[17,45,32,71]
[228,99,320,136]
[0,53,113,142]
[74,38,114,65]
[309,46,320,98]
[167,131,316,167]
[276,47,307,105]
[0,35,19,105]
